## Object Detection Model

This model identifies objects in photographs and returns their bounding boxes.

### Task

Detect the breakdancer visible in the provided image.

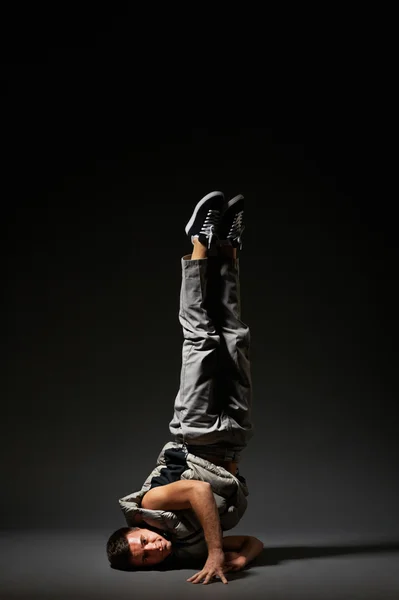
[107,191,263,584]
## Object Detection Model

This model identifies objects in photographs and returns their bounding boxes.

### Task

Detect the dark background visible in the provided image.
[2,14,398,543]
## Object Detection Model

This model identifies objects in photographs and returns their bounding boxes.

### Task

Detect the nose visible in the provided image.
[145,541,162,551]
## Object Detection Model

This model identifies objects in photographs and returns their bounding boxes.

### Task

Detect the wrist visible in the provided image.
[208,546,224,555]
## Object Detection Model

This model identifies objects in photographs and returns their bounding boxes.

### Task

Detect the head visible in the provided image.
[106,527,173,570]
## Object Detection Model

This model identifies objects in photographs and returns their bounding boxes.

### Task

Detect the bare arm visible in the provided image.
[142,480,227,583]
[141,480,223,553]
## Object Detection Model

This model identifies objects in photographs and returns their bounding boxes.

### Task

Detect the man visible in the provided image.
[107,191,263,584]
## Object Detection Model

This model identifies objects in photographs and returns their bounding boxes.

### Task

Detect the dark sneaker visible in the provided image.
[218,194,245,249]
[185,191,225,249]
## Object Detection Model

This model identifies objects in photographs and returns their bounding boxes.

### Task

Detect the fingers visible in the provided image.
[202,570,228,585]
[219,571,229,584]
[186,569,229,585]
[187,570,206,584]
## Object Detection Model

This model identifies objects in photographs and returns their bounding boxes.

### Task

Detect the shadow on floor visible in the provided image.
[252,540,399,567]
[142,539,399,576]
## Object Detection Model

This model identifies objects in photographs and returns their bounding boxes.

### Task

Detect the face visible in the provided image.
[126,528,173,567]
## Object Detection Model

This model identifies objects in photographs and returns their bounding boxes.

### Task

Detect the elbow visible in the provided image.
[188,480,212,503]
[251,536,264,551]
[252,535,264,548]
[192,480,212,491]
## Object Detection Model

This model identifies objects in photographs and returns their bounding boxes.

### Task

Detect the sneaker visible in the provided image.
[185,191,225,249]
[218,194,245,249]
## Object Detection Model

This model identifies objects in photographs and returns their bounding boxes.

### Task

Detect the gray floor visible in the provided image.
[1,531,398,600]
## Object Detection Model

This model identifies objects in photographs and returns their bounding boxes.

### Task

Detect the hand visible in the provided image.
[224,551,247,572]
[187,549,228,585]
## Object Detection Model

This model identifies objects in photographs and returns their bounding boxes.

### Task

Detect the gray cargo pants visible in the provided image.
[169,254,253,463]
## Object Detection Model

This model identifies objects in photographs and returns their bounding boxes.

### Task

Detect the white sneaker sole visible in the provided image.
[224,194,244,211]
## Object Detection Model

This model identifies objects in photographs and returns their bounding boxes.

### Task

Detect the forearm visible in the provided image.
[140,479,224,555]
[189,482,223,553]
[239,537,264,565]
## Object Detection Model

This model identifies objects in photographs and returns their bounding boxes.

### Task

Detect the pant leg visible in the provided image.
[169,255,233,445]
[213,257,254,451]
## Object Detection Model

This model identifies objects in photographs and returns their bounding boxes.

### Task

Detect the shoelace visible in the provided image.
[200,209,220,249]
[228,211,244,249]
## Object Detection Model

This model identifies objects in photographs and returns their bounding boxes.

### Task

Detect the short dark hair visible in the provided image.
[106,527,138,571]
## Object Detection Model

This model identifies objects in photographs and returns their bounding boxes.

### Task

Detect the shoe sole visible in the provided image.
[185,191,225,235]
[224,194,244,213]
